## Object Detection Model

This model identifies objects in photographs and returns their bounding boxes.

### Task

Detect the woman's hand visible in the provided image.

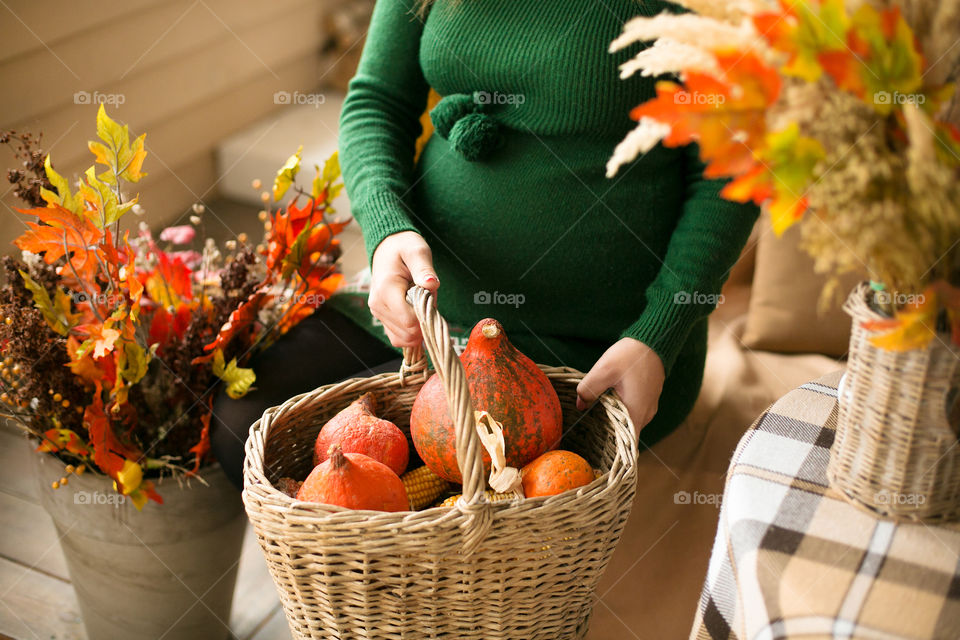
[369,231,439,347]
[576,338,665,436]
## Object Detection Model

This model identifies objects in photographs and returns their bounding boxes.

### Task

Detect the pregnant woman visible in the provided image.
[211,0,758,488]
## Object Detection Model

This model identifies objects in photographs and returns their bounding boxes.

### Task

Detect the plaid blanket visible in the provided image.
[691,370,960,640]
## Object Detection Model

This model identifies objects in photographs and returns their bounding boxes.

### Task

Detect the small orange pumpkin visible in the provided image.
[296,445,409,511]
[521,450,594,498]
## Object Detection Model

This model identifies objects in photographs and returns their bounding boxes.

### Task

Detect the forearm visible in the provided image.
[621,144,759,374]
[338,0,430,262]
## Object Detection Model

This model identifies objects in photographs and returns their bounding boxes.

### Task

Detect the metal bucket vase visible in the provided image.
[828,283,960,521]
[32,449,247,640]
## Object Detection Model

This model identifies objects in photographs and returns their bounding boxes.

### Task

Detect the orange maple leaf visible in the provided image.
[36,428,90,456]
[266,198,348,272]
[14,205,104,281]
[631,52,782,181]
[275,273,344,336]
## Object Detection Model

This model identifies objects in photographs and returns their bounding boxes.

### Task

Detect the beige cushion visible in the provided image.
[742,216,862,358]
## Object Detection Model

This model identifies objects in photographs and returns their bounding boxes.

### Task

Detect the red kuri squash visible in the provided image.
[296,445,409,511]
[313,392,409,475]
[410,318,563,483]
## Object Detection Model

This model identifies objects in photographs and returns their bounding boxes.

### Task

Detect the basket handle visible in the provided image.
[401,285,487,502]
[401,285,492,550]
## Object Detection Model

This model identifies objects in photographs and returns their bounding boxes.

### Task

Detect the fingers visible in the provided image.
[402,243,440,293]
[368,232,439,349]
[576,365,615,412]
[370,273,422,347]
[576,339,665,437]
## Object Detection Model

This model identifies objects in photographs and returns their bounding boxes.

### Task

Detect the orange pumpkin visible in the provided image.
[521,450,594,498]
[410,318,563,483]
[296,445,409,511]
[313,392,409,476]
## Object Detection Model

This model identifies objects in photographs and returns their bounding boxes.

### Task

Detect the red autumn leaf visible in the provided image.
[141,250,194,308]
[85,382,140,478]
[188,409,212,474]
[197,290,267,359]
[818,51,867,97]
[143,480,163,505]
[147,303,193,354]
[156,251,193,301]
[817,28,872,98]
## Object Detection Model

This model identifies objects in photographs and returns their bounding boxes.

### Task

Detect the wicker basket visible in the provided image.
[828,282,960,521]
[243,285,639,639]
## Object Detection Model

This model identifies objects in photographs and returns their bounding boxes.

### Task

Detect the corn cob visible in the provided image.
[437,489,521,508]
[437,468,605,508]
[401,465,452,510]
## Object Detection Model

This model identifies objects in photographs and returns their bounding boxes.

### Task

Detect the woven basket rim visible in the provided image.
[241,364,636,524]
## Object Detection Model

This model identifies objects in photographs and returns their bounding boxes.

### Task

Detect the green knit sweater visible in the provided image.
[333,0,758,443]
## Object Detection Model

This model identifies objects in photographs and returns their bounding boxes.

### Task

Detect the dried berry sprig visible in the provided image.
[1,130,53,208]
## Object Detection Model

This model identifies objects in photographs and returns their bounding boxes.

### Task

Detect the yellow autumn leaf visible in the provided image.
[127,489,148,511]
[121,133,147,183]
[112,458,143,495]
[95,104,129,157]
[40,155,85,216]
[322,150,340,183]
[311,165,323,201]
[864,291,938,351]
[53,288,80,330]
[19,269,71,335]
[273,145,303,201]
[212,348,256,399]
[117,340,149,387]
[88,140,112,167]
[780,0,850,82]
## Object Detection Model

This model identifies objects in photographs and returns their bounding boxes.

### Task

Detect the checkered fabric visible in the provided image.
[690,370,960,640]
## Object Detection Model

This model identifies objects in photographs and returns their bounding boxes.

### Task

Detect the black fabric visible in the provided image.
[210,305,403,489]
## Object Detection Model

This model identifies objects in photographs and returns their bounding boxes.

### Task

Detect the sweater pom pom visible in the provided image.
[449,112,502,161]
[429,93,477,139]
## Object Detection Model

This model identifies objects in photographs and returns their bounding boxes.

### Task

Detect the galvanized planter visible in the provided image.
[32,449,246,640]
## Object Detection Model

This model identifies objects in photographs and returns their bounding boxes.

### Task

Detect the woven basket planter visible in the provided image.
[828,282,960,521]
[242,285,639,639]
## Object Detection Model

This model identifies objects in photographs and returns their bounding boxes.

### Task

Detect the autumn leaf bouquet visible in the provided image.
[608,0,960,351]
[0,107,346,509]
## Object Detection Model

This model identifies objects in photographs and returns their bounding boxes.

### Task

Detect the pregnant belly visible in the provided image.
[410,130,687,341]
